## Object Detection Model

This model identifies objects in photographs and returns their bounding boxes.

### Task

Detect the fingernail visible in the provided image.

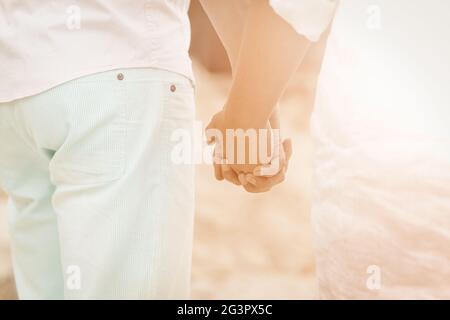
[253,168,263,176]
[246,174,257,185]
[222,164,230,172]
[238,173,248,186]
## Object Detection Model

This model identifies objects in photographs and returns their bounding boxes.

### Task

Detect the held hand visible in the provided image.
[206,110,269,185]
[206,108,291,192]
[243,138,292,193]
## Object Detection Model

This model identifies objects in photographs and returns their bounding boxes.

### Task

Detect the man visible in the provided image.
[0,0,291,300]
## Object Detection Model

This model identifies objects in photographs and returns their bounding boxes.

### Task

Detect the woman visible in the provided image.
[207,0,450,298]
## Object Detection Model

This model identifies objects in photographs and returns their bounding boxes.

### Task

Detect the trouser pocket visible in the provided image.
[49,79,126,185]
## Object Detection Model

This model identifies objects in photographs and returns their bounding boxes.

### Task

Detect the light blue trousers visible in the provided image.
[0,68,195,299]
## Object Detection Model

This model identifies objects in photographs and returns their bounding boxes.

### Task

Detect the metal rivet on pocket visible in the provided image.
[117,73,124,81]
[170,84,176,92]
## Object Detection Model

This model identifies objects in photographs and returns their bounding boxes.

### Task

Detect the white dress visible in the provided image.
[271,0,450,299]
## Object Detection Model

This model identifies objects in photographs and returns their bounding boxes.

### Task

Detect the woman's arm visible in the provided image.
[201,0,312,134]
[222,0,311,129]
[201,0,311,190]
[199,0,248,71]
[201,0,293,189]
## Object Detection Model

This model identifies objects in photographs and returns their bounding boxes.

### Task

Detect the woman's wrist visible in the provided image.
[222,100,271,130]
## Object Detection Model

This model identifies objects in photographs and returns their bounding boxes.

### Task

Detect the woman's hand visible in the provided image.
[206,107,292,193]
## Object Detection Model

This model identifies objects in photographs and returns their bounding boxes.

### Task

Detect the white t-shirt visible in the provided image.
[270,0,337,41]
[0,0,193,103]
[271,0,450,299]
